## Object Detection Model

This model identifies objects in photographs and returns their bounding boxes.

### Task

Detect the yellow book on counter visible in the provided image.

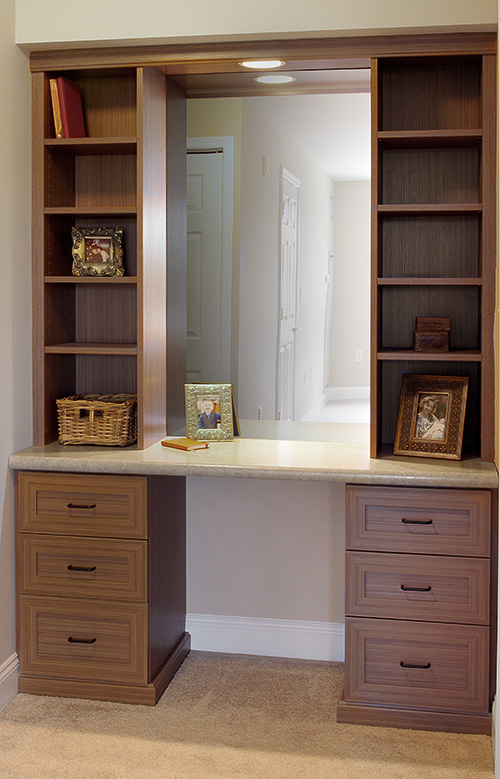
[161,437,209,451]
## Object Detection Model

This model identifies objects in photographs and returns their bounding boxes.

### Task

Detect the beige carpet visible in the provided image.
[0,652,495,779]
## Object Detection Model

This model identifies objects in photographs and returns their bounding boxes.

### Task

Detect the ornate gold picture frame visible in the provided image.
[393,374,468,460]
[71,226,124,276]
[185,383,234,441]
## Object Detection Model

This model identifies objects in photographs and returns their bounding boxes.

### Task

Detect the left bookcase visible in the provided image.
[32,67,185,449]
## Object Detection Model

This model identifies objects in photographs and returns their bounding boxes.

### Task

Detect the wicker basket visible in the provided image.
[57,394,138,446]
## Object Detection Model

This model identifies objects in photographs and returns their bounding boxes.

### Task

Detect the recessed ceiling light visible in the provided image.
[239,60,285,69]
[254,74,296,84]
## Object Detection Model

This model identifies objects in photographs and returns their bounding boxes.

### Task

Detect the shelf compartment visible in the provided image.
[378,360,481,454]
[43,215,137,277]
[380,147,480,205]
[379,58,481,132]
[378,213,480,279]
[42,353,138,444]
[44,282,137,347]
[46,70,138,141]
[45,145,137,209]
[379,286,480,351]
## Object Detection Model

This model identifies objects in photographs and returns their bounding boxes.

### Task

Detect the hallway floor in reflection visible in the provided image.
[312,398,370,424]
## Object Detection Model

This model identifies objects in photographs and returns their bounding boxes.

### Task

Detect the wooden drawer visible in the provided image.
[17,472,148,538]
[344,617,490,714]
[346,551,490,624]
[19,595,148,684]
[18,534,147,601]
[346,485,491,556]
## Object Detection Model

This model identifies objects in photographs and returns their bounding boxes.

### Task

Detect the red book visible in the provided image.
[57,77,86,138]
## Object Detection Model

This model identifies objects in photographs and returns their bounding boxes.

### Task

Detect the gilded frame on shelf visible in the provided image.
[393,374,468,460]
[185,383,234,442]
[71,226,124,276]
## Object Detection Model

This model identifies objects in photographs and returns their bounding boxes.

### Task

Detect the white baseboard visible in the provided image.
[186,614,345,662]
[300,394,327,422]
[326,386,370,401]
[0,653,18,712]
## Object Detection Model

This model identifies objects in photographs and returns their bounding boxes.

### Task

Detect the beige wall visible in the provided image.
[15,0,497,48]
[1,0,32,706]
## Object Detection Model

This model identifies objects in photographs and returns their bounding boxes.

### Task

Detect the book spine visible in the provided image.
[49,79,64,138]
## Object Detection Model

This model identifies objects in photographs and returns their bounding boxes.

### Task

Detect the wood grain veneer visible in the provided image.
[18,534,147,601]
[343,617,490,714]
[17,472,148,538]
[16,471,189,705]
[346,485,491,557]
[346,551,490,624]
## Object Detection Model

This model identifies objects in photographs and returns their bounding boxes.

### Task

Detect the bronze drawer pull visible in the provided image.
[400,585,432,592]
[67,503,97,509]
[401,518,433,525]
[400,661,431,670]
[67,565,97,572]
[67,636,97,644]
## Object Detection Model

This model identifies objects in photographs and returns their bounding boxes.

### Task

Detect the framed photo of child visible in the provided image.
[185,383,234,441]
[393,374,468,460]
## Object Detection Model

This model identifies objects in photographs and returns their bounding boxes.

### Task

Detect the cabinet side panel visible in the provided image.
[137,67,167,448]
[166,77,187,435]
[32,73,46,445]
[148,475,187,681]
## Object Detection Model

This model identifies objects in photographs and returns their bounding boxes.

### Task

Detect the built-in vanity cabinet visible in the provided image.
[337,485,495,733]
[16,471,189,704]
[14,33,497,727]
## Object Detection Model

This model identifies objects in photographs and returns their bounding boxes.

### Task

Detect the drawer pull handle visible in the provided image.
[400,661,431,670]
[67,503,97,510]
[67,565,97,572]
[400,585,432,592]
[401,518,433,525]
[67,636,97,644]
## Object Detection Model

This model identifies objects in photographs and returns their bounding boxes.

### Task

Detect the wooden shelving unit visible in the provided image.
[371,55,496,461]
[32,66,186,449]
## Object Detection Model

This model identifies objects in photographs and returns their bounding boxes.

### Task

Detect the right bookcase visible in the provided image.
[371,55,496,461]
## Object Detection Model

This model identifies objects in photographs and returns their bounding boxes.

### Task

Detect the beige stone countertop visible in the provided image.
[9,430,498,488]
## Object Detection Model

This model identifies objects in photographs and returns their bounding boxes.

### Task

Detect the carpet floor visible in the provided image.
[0,651,495,779]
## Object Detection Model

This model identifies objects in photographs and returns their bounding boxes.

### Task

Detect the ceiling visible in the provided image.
[178,67,371,181]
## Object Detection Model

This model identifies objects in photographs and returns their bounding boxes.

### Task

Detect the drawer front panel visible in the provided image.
[18,535,147,601]
[19,596,148,684]
[17,472,148,538]
[344,617,489,714]
[346,486,491,556]
[346,551,490,624]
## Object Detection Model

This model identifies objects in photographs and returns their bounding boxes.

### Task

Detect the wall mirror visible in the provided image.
[174,64,371,442]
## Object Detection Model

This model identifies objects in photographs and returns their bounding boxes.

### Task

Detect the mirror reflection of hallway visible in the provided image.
[186,78,370,439]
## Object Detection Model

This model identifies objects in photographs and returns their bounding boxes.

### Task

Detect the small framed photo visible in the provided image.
[185,383,234,442]
[393,374,468,460]
[71,226,124,276]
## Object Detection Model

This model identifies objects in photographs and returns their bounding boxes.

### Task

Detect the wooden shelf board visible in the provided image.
[44,207,137,216]
[45,276,138,284]
[378,277,481,286]
[44,137,137,155]
[45,342,138,355]
[377,350,481,362]
[378,204,482,214]
[378,129,483,148]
